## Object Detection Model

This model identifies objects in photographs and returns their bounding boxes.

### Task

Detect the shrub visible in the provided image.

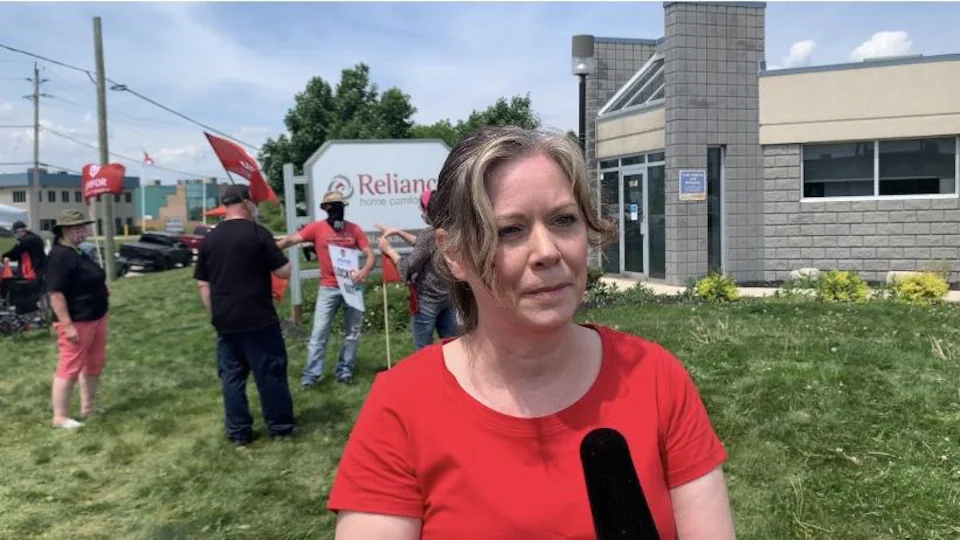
[693,272,739,302]
[816,269,869,303]
[776,274,820,299]
[890,272,949,306]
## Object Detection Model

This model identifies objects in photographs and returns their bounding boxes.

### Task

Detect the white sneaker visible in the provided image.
[54,418,84,430]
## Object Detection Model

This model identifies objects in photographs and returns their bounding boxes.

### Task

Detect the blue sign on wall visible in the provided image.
[678,170,707,201]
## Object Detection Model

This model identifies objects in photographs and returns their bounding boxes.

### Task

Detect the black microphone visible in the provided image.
[580,427,660,540]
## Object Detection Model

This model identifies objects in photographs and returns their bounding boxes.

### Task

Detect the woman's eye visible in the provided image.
[497,225,522,238]
[554,214,579,227]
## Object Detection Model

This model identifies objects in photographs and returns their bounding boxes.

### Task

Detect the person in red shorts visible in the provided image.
[277,190,375,387]
[327,126,736,539]
[45,210,109,430]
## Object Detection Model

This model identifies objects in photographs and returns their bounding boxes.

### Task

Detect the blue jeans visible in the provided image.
[303,286,364,384]
[412,302,458,350]
[216,323,294,443]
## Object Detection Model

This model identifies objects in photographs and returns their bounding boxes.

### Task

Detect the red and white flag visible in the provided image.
[203,132,277,203]
[143,151,154,165]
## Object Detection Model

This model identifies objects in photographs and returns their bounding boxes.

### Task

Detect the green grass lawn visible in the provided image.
[0,236,14,256]
[2,269,959,539]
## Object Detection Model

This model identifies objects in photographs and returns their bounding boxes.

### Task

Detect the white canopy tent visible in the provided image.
[0,203,27,230]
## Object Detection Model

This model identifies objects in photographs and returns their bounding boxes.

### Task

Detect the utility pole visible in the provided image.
[93,16,116,281]
[23,63,50,232]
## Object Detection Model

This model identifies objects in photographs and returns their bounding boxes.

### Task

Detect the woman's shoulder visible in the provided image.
[366,344,445,402]
[586,323,689,380]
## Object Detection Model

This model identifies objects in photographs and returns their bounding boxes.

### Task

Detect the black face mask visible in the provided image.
[325,204,345,231]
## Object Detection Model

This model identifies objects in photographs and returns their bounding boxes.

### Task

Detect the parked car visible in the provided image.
[78,242,129,278]
[137,232,193,266]
[117,241,183,272]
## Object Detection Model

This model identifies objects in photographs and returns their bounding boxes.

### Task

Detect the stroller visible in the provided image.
[0,265,50,337]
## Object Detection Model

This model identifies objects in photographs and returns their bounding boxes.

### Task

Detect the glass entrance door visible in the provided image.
[621,168,647,275]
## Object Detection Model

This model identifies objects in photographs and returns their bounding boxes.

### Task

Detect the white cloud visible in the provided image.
[769,40,816,70]
[0,101,12,113]
[850,31,914,61]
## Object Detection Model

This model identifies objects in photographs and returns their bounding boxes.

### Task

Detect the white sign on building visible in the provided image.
[306,140,450,232]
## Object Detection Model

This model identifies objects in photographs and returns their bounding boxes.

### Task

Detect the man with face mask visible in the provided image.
[194,184,295,446]
[276,190,375,387]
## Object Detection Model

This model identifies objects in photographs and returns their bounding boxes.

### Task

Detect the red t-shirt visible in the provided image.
[299,220,369,287]
[327,324,727,539]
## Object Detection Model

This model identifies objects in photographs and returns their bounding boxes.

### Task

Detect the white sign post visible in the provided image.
[328,244,365,312]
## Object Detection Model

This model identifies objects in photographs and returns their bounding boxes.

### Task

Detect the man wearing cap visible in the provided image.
[2,220,47,282]
[194,184,295,446]
[276,190,375,387]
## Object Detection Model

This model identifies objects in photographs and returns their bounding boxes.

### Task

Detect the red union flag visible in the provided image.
[81,163,126,201]
[204,131,278,203]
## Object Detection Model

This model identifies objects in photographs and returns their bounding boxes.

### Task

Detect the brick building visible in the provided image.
[583,1,960,285]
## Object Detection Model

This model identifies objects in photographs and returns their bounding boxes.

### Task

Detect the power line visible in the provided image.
[39,162,82,175]
[41,126,216,180]
[0,41,260,151]
[0,125,31,129]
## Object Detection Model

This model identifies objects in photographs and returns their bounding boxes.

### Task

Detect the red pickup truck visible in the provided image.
[177,225,214,251]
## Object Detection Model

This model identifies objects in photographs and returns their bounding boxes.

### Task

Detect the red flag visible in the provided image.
[143,151,154,165]
[81,163,126,201]
[381,254,403,283]
[271,275,287,303]
[204,132,277,203]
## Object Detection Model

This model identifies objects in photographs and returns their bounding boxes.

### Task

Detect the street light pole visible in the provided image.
[571,35,595,158]
[93,16,116,282]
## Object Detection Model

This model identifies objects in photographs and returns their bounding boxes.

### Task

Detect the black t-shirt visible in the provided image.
[3,231,47,278]
[193,219,288,335]
[45,243,109,322]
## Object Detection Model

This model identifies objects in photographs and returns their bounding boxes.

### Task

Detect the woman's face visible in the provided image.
[64,224,90,245]
[457,152,588,331]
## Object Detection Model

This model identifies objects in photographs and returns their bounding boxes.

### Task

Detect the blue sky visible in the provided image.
[1,1,958,184]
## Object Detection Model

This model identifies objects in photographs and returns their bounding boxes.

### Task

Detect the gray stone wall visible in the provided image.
[662,1,766,285]
[763,144,960,283]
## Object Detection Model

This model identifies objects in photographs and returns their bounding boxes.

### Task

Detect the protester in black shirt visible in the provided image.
[45,210,109,430]
[2,220,47,281]
[193,184,295,446]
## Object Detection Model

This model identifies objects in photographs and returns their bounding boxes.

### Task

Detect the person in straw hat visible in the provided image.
[44,209,110,429]
[277,190,375,387]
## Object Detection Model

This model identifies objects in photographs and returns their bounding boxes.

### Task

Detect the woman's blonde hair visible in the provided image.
[431,125,616,332]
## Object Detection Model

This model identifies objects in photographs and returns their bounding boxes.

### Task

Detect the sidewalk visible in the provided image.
[599,276,960,303]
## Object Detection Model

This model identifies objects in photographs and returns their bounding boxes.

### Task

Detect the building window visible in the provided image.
[125,191,132,203]
[803,136,959,199]
[61,191,69,203]
[598,54,665,117]
[47,190,56,202]
[13,191,26,203]
[114,194,121,203]
[879,137,955,196]
[74,191,82,203]
[40,219,56,231]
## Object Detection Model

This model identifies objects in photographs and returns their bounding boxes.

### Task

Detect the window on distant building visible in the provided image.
[125,191,132,203]
[114,194,120,203]
[47,190,56,202]
[40,219,56,231]
[13,191,26,203]
[597,54,665,118]
[74,191,82,203]
[61,191,69,203]
[803,136,959,199]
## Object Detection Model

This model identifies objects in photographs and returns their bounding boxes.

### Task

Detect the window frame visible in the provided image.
[800,135,960,202]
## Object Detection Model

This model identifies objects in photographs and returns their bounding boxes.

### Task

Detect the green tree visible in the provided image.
[258,63,418,194]
[411,94,541,148]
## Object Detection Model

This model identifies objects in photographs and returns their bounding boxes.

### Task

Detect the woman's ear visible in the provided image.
[434,228,468,281]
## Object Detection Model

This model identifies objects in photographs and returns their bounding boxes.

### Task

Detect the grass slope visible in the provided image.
[2,269,959,539]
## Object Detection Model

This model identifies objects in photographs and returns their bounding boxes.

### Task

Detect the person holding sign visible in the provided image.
[276,191,375,387]
[375,189,458,350]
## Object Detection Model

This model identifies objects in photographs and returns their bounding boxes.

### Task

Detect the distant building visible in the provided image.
[0,168,226,235]
[0,167,139,234]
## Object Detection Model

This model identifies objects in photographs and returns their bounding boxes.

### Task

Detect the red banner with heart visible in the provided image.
[81,163,126,201]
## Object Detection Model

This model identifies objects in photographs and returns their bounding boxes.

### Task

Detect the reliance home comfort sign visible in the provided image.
[306,140,450,232]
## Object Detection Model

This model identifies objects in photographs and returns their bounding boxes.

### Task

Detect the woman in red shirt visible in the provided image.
[328,126,735,539]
